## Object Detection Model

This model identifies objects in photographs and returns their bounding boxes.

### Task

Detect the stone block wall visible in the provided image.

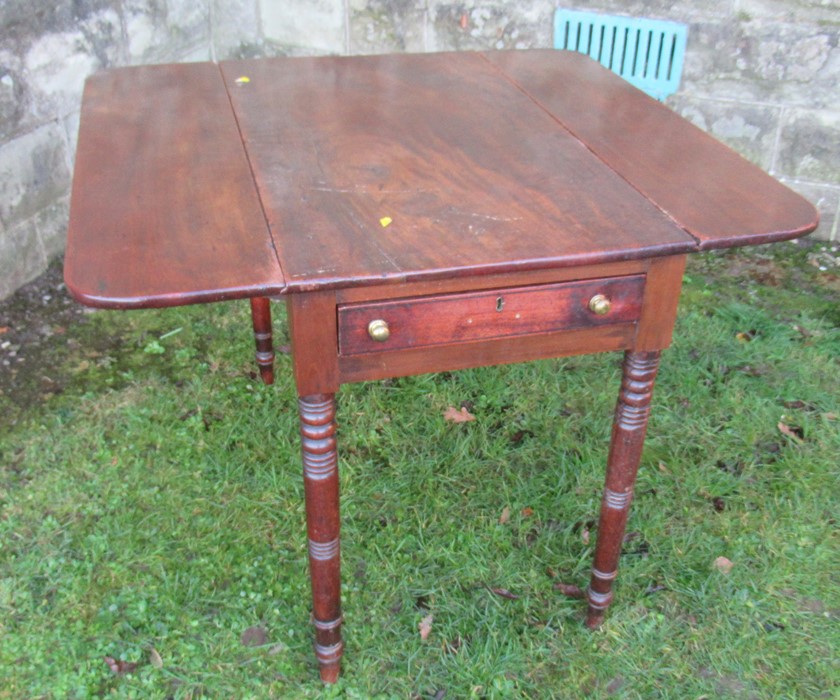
[0,0,837,300]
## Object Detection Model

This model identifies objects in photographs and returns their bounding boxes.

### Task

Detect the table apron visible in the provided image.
[337,323,637,383]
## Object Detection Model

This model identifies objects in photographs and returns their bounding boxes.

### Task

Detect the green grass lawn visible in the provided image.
[1,243,838,699]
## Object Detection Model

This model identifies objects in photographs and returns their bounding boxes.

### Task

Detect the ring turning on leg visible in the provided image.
[586,350,661,629]
[299,394,343,682]
[250,297,275,385]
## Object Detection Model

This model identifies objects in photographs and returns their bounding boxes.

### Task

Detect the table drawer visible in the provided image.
[338,274,645,356]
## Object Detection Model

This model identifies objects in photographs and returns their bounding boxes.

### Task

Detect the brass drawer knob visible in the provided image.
[588,294,612,315]
[367,319,391,342]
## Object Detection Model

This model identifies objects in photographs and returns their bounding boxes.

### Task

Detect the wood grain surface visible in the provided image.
[65,51,818,309]
[484,50,818,250]
[64,63,284,308]
[337,275,644,355]
[220,52,693,292]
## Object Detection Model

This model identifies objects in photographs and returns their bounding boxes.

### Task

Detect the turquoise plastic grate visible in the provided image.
[553,8,688,101]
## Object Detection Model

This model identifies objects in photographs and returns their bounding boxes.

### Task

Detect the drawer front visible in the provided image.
[338,274,645,356]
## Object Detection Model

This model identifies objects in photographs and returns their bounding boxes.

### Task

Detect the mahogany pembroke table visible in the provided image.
[64,50,818,682]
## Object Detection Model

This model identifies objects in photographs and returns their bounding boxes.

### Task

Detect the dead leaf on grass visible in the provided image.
[489,587,520,600]
[419,613,433,641]
[521,506,534,517]
[104,657,139,675]
[240,625,268,647]
[499,506,511,525]
[554,582,585,599]
[777,421,805,444]
[443,406,475,423]
[149,647,163,669]
[714,556,734,575]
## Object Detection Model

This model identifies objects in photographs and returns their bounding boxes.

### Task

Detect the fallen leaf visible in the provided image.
[762,620,786,632]
[509,429,534,445]
[459,12,468,29]
[581,526,590,545]
[0,326,9,334]
[823,412,838,421]
[104,657,139,675]
[777,421,805,444]
[716,459,744,476]
[489,587,520,600]
[735,330,756,343]
[606,676,625,694]
[737,364,768,377]
[443,406,475,423]
[714,556,734,575]
[419,613,433,641]
[658,461,669,473]
[782,399,820,411]
[240,626,268,647]
[521,506,534,517]
[712,497,726,512]
[525,527,539,547]
[498,506,511,525]
[149,647,163,669]
[553,582,585,599]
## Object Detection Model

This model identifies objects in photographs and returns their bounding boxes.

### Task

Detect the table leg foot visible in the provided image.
[586,350,660,629]
[250,297,274,385]
[299,394,343,682]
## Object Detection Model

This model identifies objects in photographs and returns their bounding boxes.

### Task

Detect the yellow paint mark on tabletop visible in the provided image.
[235,76,251,85]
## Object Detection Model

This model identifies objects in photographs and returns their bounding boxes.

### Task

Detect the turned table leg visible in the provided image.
[586,350,661,629]
[250,297,275,385]
[298,393,343,682]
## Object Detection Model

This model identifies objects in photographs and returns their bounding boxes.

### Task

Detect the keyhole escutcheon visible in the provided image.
[496,296,504,312]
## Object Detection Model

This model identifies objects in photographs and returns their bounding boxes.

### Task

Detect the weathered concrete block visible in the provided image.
[123,0,211,64]
[349,0,427,54]
[669,95,780,170]
[212,0,260,59]
[0,217,46,299]
[24,29,100,123]
[738,0,840,25]
[1,5,122,138]
[786,180,838,241]
[683,19,840,109]
[0,123,71,227]
[0,1,118,52]
[35,195,70,259]
[544,0,730,24]
[0,50,27,140]
[778,108,840,185]
[260,0,346,54]
[62,110,81,170]
[428,1,554,52]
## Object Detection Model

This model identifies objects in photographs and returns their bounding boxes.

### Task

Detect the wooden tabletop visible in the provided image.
[64,50,818,309]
